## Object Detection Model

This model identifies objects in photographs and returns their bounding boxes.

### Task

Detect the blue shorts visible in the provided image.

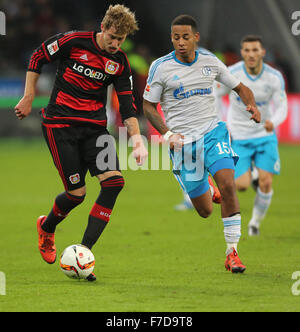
[170,122,239,199]
[232,134,280,179]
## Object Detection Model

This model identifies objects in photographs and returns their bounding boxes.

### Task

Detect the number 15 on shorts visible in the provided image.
[216,142,232,155]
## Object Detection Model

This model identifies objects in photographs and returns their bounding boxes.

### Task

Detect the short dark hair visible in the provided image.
[171,15,198,33]
[241,35,264,48]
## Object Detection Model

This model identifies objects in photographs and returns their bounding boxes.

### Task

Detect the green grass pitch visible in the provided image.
[0,139,300,312]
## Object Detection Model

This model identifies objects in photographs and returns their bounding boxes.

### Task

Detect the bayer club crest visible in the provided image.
[105,60,120,75]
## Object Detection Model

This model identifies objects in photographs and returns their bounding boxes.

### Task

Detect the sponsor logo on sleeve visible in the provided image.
[47,40,59,55]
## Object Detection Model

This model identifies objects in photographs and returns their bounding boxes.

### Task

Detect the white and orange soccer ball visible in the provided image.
[59,244,95,280]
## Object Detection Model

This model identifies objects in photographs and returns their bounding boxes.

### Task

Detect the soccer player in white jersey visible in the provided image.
[217,35,288,236]
[174,47,222,211]
[143,15,261,273]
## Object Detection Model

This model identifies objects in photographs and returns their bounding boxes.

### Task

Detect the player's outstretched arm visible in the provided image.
[143,99,184,151]
[14,71,40,120]
[233,82,261,123]
[123,117,148,166]
[143,100,169,135]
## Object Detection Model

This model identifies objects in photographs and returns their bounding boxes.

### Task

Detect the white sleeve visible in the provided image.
[215,58,240,90]
[214,81,231,98]
[213,82,227,120]
[143,60,164,103]
[270,75,288,128]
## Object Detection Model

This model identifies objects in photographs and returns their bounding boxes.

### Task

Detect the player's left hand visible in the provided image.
[14,96,33,120]
[169,133,184,152]
[132,141,148,166]
[264,120,274,132]
[246,105,261,123]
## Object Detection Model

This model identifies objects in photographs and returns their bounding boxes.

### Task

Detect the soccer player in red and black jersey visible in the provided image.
[14,5,148,281]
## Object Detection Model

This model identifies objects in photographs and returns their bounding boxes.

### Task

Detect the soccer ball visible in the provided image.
[59,244,95,280]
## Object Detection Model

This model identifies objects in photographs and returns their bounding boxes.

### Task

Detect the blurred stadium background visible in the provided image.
[0,0,299,142]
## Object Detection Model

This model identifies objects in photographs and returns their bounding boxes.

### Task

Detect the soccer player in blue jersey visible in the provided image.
[143,15,261,273]
[217,35,288,236]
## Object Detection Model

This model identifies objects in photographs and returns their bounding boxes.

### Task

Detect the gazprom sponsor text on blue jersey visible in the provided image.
[174,83,212,100]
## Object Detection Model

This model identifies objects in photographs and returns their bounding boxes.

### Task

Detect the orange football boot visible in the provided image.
[208,175,222,204]
[225,248,246,273]
[37,216,56,264]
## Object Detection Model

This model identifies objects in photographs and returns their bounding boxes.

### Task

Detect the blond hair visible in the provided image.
[102,4,139,35]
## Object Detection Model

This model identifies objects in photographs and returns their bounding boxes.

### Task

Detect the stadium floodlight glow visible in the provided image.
[0,11,6,35]
[291,11,300,36]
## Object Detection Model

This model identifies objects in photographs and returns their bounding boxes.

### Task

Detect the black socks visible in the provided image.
[41,192,85,233]
[81,176,125,249]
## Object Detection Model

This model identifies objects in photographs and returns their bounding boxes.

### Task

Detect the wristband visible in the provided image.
[163,130,174,141]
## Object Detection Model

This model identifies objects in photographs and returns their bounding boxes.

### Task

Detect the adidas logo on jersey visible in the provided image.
[80,54,88,61]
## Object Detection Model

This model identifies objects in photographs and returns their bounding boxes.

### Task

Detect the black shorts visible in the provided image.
[42,124,120,191]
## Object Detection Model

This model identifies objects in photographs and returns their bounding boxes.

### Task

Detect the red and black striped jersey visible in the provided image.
[28,31,137,127]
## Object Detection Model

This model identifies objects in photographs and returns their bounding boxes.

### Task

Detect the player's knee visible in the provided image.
[68,186,87,197]
[194,206,213,219]
[219,178,236,198]
[235,183,248,192]
[100,175,125,194]
[259,177,272,193]
[235,172,251,192]
[235,178,250,192]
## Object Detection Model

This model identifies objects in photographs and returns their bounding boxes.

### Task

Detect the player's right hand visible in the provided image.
[14,96,33,120]
[169,133,184,152]
[246,105,261,123]
[264,120,274,132]
[132,141,148,166]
